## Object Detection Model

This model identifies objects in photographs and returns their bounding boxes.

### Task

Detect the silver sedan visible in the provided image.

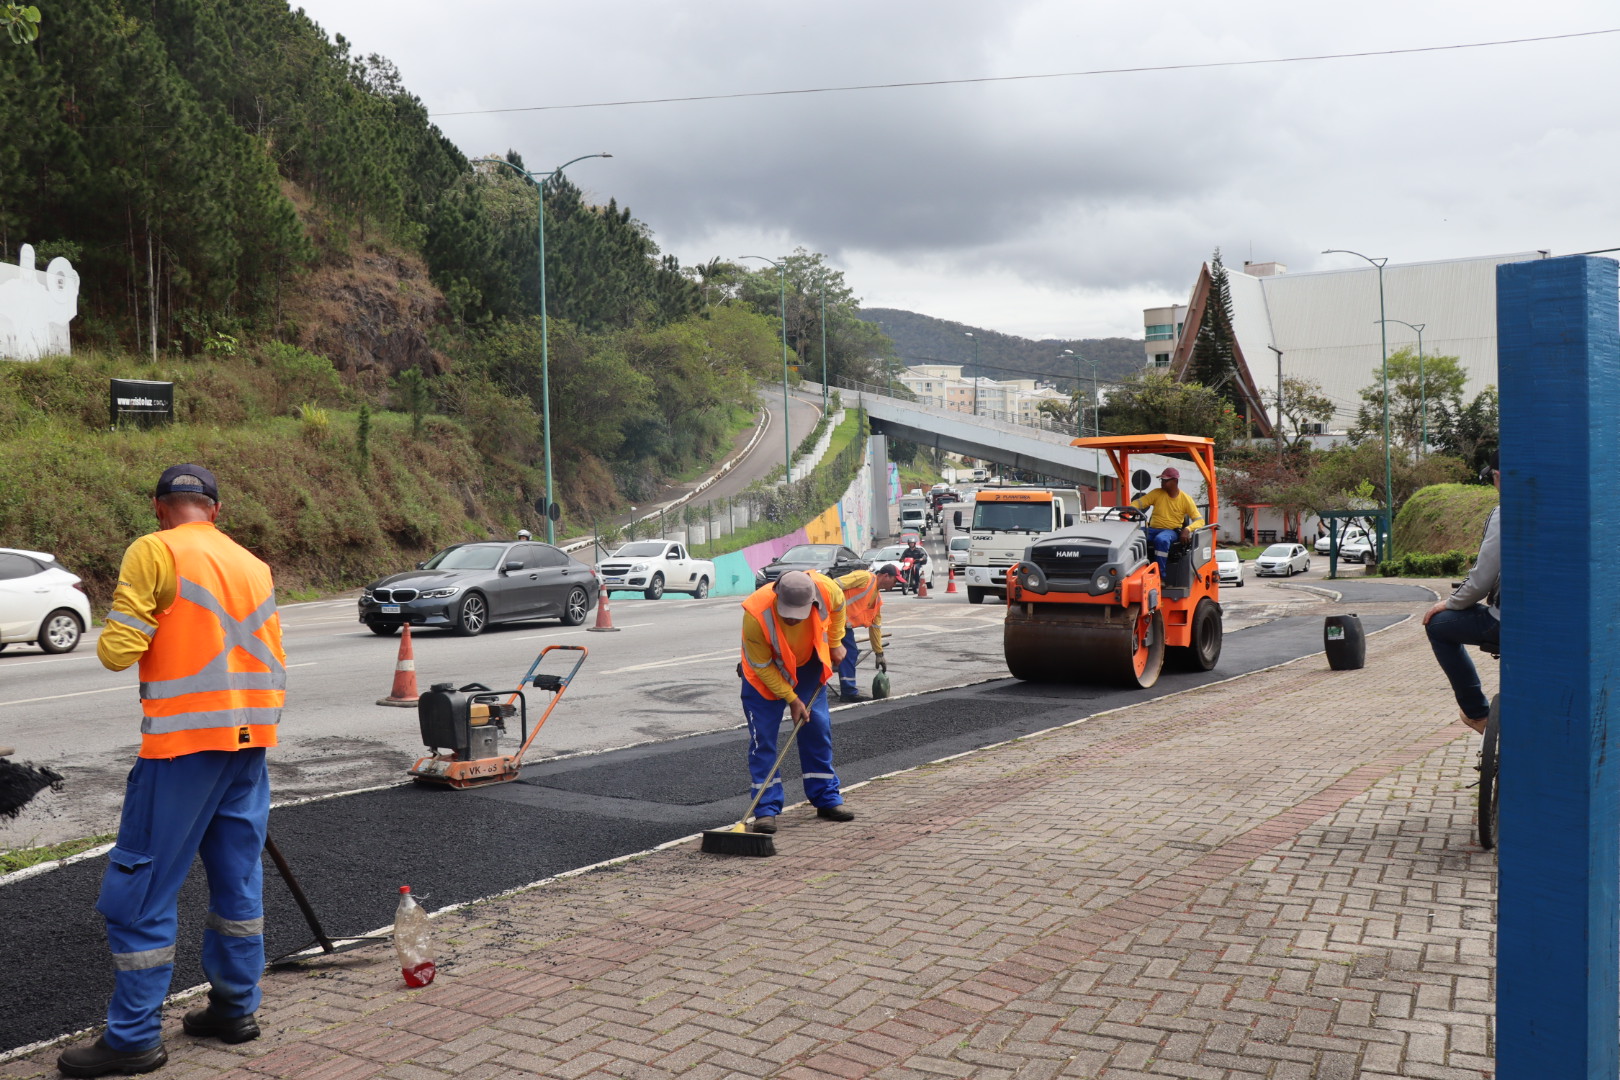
[1253,543,1311,577]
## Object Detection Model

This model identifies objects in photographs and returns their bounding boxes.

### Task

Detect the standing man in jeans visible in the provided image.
[58,465,285,1077]
[1423,453,1500,733]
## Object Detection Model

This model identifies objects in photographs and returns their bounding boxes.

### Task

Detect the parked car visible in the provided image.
[1315,526,1369,555]
[1254,543,1311,577]
[754,543,868,588]
[597,540,714,599]
[1214,547,1244,587]
[359,541,599,636]
[0,547,90,654]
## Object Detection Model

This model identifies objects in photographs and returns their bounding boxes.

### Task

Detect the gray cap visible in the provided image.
[774,570,817,619]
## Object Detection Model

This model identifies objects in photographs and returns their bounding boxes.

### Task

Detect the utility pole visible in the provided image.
[1267,344,1284,460]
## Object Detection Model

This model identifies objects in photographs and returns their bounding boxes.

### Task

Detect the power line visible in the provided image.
[430,29,1618,118]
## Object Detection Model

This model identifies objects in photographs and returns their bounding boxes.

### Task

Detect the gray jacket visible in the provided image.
[1446,506,1500,620]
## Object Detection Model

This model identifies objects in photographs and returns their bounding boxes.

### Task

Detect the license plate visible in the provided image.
[381,604,401,613]
[604,577,624,585]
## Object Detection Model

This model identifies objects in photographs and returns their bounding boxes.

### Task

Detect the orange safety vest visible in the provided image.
[138,523,286,758]
[739,577,835,700]
[836,569,883,629]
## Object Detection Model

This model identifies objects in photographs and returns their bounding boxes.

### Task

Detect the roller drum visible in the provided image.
[1004,601,1164,688]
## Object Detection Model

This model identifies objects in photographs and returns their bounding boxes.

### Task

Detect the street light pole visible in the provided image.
[1324,249,1393,557]
[963,331,979,415]
[472,152,611,543]
[1377,318,1427,455]
[1059,348,1078,433]
[1266,344,1284,461]
[740,255,792,481]
[818,281,829,414]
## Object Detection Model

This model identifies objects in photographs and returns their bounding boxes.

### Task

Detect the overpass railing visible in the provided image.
[823,375,1120,442]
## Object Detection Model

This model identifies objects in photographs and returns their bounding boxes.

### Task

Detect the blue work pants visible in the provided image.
[1144,527,1176,576]
[1425,605,1500,721]
[96,749,270,1051]
[742,660,841,817]
[838,627,861,696]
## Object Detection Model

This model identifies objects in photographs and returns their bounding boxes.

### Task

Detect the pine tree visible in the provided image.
[1187,249,1242,409]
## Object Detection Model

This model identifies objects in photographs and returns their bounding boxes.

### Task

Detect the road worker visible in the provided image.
[738,569,855,834]
[58,465,285,1078]
[833,563,898,702]
[1131,466,1205,578]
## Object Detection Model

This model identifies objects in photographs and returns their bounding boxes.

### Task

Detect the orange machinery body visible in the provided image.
[1002,435,1222,686]
[409,645,587,789]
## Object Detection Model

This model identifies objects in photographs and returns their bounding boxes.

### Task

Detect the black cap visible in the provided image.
[155,464,219,502]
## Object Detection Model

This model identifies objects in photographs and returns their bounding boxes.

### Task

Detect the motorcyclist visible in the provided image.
[900,537,929,594]
[1422,451,1500,733]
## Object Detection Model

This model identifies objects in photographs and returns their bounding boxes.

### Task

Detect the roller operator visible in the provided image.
[1131,466,1205,578]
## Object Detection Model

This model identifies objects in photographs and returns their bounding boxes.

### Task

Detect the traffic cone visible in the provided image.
[588,590,621,632]
[946,564,958,593]
[916,570,930,598]
[376,624,420,707]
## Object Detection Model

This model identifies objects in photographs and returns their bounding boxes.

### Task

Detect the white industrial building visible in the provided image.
[1146,251,1548,431]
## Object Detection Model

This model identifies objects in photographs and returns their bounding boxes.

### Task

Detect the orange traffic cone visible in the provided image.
[376,624,420,707]
[946,564,958,594]
[588,590,621,632]
[916,569,930,598]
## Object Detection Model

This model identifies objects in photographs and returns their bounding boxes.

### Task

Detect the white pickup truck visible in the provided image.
[597,540,715,599]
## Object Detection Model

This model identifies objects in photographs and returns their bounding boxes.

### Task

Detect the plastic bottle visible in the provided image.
[393,885,436,987]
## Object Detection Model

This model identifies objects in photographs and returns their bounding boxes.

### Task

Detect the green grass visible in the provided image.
[0,833,115,874]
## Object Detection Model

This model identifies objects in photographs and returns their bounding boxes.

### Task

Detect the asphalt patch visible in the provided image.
[1322,580,1438,603]
[0,609,1409,1054]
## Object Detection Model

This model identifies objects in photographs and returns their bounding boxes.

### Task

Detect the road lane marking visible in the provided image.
[0,663,316,708]
[513,623,651,641]
[600,647,738,675]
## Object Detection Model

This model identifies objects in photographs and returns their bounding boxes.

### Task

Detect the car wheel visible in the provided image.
[453,592,488,636]
[38,609,83,654]
[560,586,590,626]
[694,576,710,599]
[368,623,400,636]
[645,573,665,601]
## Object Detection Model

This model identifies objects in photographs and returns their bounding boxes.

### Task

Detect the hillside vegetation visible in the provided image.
[857,307,1143,389]
[1393,483,1498,556]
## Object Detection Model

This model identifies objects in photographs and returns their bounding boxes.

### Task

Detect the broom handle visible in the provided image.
[738,685,823,822]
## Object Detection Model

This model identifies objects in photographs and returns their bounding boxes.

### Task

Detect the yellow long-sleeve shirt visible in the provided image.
[1132,488,1205,531]
[833,569,884,654]
[98,530,182,672]
[740,574,846,704]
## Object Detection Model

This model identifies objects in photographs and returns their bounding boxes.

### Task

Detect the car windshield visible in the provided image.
[423,545,507,570]
[950,536,971,551]
[614,542,668,557]
[779,544,838,563]
[972,501,1052,532]
[1215,549,1238,563]
[1261,544,1294,558]
[863,546,905,561]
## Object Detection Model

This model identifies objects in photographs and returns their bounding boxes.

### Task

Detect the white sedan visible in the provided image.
[0,547,92,653]
[1214,548,1244,587]
[1254,543,1311,577]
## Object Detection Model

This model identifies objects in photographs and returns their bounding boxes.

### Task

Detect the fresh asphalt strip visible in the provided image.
[0,609,1406,1053]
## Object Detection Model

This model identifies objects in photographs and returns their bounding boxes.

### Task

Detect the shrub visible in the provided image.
[1378,549,1477,577]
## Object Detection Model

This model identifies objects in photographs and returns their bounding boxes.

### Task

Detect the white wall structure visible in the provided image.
[0,244,80,361]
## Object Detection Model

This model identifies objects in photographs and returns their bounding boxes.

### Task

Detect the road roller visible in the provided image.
[1003,434,1223,688]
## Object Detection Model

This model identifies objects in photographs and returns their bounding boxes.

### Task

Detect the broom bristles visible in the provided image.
[0,758,63,821]
[700,829,776,857]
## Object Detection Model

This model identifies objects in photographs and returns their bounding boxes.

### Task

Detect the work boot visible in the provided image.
[56,1036,167,1078]
[183,1005,261,1043]
[839,689,864,703]
[816,805,855,822]
[751,815,777,834]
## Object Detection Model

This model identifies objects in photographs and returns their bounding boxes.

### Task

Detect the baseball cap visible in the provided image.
[1159,467,1181,480]
[877,563,902,579]
[775,571,818,619]
[155,464,219,502]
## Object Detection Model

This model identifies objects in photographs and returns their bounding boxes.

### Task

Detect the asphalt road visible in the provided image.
[0,581,1414,1054]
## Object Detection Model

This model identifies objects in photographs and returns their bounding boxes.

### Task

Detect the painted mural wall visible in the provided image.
[707,457,878,598]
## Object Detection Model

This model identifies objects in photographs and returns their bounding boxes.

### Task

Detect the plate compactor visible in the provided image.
[409,645,586,788]
[1003,434,1224,689]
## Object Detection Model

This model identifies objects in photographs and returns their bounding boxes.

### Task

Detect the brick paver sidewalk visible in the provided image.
[5,593,1496,1079]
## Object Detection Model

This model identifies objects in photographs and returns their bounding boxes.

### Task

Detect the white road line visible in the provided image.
[0,662,317,708]
[0,652,104,668]
[600,647,738,675]
[513,623,652,641]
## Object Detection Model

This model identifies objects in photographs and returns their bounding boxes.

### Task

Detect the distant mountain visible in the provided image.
[857,308,1145,391]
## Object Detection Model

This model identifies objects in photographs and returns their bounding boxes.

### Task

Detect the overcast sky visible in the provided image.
[294,2,1617,340]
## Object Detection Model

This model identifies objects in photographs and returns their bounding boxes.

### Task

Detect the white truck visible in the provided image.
[955,487,1083,604]
[898,494,930,534]
[596,540,714,600]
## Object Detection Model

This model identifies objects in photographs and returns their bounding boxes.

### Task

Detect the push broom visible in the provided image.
[700,687,822,857]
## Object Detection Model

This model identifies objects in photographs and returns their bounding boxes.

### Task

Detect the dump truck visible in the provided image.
[1002,434,1222,688]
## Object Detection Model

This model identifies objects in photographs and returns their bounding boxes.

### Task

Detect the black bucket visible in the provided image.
[1324,613,1365,670]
